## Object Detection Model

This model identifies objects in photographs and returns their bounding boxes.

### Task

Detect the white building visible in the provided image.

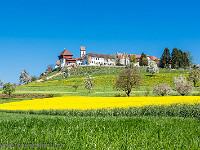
[82,53,115,66]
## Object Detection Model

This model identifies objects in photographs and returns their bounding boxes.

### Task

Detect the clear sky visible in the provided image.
[0,0,200,84]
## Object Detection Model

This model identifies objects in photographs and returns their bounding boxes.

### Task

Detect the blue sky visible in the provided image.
[0,0,200,84]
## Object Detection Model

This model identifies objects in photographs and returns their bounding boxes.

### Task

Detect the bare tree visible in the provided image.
[114,67,142,97]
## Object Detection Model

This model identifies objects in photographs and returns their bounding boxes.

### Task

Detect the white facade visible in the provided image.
[82,56,115,66]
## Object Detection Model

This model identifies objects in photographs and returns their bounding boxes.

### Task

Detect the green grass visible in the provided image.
[0,112,199,149]
[2,103,199,118]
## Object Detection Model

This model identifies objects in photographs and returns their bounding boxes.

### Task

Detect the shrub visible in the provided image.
[72,83,79,92]
[153,83,171,96]
[174,75,193,96]
[45,94,54,98]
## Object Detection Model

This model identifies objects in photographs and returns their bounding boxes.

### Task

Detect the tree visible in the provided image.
[153,83,171,96]
[139,52,148,66]
[185,50,194,67]
[2,82,15,98]
[130,55,137,63]
[174,75,193,96]
[187,69,200,87]
[124,53,128,66]
[0,78,3,86]
[46,64,54,74]
[72,83,79,92]
[19,69,31,84]
[171,47,179,69]
[61,64,69,78]
[146,60,159,74]
[182,51,189,68]
[113,53,121,66]
[84,75,95,93]
[114,68,142,97]
[160,48,171,68]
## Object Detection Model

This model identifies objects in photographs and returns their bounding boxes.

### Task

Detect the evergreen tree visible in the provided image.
[171,48,179,69]
[139,52,148,66]
[177,49,183,68]
[182,51,189,68]
[160,48,171,68]
[185,50,194,67]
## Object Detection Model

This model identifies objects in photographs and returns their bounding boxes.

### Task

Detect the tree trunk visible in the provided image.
[194,81,196,87]
[127,90,131,97]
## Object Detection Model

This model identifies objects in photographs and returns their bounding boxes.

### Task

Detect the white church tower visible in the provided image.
[80,46,86,57]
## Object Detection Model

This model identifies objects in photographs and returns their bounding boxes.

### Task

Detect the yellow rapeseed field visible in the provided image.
[0,96,199,110]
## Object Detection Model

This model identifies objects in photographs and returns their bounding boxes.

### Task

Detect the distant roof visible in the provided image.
[87,53,113,59]
[117,53,129,59]
[150,56,159,61]
[76,57,83,60]
[59,49,73,56]
[56,60,60,66]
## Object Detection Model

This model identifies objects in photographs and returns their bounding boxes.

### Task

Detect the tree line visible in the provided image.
[160,48,193,69]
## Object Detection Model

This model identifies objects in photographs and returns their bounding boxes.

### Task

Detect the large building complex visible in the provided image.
[55,46,159,68]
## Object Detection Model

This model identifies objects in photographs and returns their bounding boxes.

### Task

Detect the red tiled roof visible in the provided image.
[118,53,129,59]
[56,60,60,66]
[59,49,73,56]
[150,56,159,61]
[87,53,114,59]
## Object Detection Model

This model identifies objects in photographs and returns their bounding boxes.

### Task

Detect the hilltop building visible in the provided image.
[55,46,159,68]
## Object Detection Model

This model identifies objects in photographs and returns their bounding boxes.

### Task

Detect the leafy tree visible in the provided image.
[114,68,142,97]
[160,48,171,68]
[146,60,159,74]
[19,69,31,84]
[84,75,95,93]
[174,75,193,96]
[142,57,148,66]
[187,69,200,87]
[130,55,137,63]
[139,52,148,66]
[2,82,15,98]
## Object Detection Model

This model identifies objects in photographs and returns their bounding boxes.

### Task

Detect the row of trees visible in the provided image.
[114,67,200,97]
[160,48,193,69]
